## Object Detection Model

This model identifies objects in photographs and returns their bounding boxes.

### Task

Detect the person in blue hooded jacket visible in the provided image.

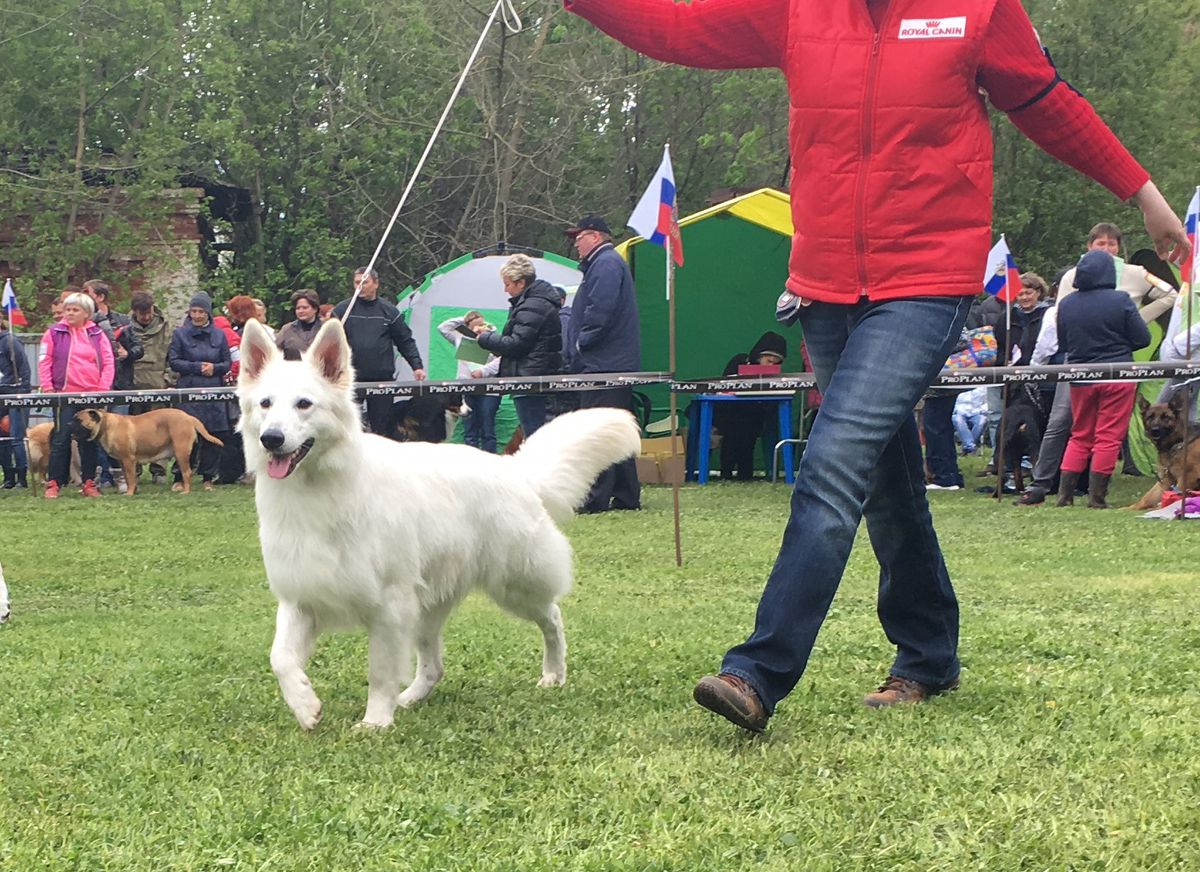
[1055,249,1152,508]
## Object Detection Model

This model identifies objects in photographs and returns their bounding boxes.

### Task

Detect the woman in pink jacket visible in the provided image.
[38,291,115,499]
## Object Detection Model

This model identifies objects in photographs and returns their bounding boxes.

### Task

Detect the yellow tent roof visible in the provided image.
[617,187,792,257]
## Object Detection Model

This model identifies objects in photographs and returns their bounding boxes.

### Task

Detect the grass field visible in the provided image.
[1,465,1197,870]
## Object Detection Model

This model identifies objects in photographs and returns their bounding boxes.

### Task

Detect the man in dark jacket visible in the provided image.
[564,214,641,512]
[332,266,426,437]
[476,254,563,437]
[0,318,32,488]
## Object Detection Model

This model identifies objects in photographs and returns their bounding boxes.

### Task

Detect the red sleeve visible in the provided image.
[977,0,1149,201]
[563,0,789,70]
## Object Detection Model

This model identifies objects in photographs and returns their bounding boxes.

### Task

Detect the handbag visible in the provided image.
[944,326,997,369]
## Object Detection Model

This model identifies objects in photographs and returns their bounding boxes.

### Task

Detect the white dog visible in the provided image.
[1,560,9,624]
[237,318,640,730]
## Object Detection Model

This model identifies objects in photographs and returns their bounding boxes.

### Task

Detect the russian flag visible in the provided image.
[1182,187,1199,291]
[2,278,28,329]
[627,145,684,267]
[982,237,1020,303]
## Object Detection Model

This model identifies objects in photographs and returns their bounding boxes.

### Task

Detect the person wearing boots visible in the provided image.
[1054,250,1152,508]
[0,313,32,489]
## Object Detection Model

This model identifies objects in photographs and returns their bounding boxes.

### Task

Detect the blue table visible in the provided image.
[694,393,796,484]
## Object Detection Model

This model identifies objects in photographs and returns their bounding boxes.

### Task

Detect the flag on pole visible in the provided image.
[2,278,27,328]
[627,145,684,267]
[1182,187,1199,291]
[982,236,1020,303]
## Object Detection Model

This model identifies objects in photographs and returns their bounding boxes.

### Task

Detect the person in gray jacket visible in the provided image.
[564,214,641,512]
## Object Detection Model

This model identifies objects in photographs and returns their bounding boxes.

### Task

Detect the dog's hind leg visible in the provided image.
[396,599,455,710]
[492,577,570,689]
[120,456,139,496]
[271,602,322,730]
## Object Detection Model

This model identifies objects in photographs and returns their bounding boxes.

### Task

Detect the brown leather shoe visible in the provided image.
[863,674,959,708]
[693,673,769,733]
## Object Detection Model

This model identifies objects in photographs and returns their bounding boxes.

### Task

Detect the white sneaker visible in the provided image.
[926,483,961,491]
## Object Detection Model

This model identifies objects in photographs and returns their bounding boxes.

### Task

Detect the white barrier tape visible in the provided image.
[0,372,674,408]
[6,362,1199,408]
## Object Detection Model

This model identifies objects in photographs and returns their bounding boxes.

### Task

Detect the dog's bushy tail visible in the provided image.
[510,408,641,525]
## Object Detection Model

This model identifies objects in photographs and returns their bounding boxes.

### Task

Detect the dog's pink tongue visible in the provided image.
[267,454,292,479]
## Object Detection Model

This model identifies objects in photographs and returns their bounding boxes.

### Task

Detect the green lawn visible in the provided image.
[1,466,1197,870]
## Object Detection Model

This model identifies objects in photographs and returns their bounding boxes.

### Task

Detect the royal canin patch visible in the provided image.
[897,17,967,39]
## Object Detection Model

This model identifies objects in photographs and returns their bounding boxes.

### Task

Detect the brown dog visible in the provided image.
[25,422,86,492]
[73,408,223,495]
[25,422,53,491]
[1128,391,1200,509]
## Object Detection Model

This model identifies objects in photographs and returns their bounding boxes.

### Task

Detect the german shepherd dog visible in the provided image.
[389,394,468,443]
[1128,390,1200,509]
[1002,384,1051,493]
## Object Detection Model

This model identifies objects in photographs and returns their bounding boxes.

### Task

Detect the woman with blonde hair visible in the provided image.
[37,292,115,498]
[474,254,563,437]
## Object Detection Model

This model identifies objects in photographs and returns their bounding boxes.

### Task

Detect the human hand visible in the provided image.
[1130,181,1190,265]
[413,368,427,381]
[469,369,483,379]
[200,362,214,376]
[116,346,128,360]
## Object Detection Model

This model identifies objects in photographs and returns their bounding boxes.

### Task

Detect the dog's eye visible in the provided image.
[260,398,272,409]
[296,398,313,410]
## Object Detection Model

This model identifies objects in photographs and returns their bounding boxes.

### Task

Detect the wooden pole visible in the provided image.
[667,233,683,566]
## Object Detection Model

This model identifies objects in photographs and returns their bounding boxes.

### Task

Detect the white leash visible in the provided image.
[343,0,523,318]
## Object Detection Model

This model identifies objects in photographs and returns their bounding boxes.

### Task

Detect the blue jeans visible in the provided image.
[464,394,500,453]
[952,411,986,452]
[512,394,548,438]
[922,393,963,487]
[721,295,971,713]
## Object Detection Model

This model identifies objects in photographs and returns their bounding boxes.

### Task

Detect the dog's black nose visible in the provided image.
[260,429,286,451]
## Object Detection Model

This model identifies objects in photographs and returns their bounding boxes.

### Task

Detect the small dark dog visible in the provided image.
[1129,390,1200,509]
[1001,385,1051,493]
[389,395,468,443]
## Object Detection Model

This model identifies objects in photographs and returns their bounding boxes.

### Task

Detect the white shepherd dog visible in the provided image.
[0,560,9,623]
[237,318,640,730]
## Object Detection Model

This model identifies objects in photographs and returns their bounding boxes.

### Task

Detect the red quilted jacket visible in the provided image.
[566,0,1148,304]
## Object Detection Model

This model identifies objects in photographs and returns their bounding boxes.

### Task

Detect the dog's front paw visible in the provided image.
[289,696,323,731]
[537,671,566,689]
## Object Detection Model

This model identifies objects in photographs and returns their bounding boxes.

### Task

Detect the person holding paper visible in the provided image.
[474,255,563,438]
[438,310,501,452]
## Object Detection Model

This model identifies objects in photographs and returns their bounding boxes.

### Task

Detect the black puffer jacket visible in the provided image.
[477,278,563,377]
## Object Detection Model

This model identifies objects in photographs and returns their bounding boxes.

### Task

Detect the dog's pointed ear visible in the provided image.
[305,318,353,388]
[1167,388,1188,414]
[239,320,279,385]
[1137,394,1151,416]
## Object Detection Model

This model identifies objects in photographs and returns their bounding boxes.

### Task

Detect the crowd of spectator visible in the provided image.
[924,221,1182,508]
[0,212,646,513]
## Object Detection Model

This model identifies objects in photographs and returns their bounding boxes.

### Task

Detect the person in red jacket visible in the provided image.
[567,0,1191,732]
